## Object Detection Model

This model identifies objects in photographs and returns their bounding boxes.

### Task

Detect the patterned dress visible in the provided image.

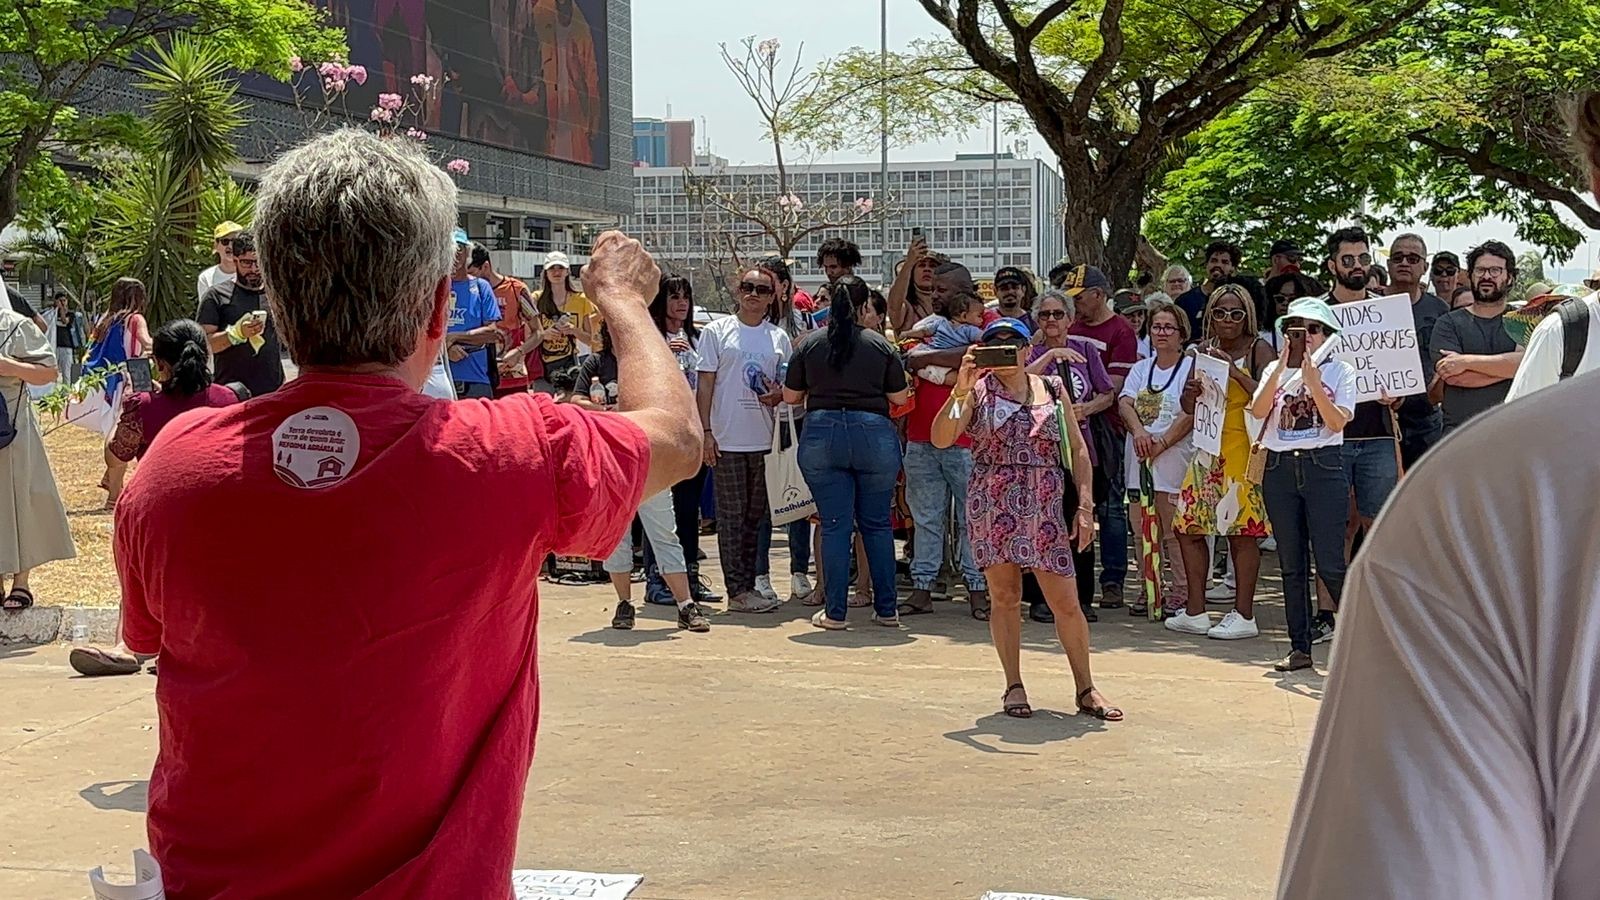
[965,374,1076,577]
[1174,350,1271,537]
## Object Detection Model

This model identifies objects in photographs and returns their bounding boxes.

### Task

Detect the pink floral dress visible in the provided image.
[965,374,1076,577]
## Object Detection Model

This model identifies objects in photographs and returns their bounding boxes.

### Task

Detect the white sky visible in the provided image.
[631,0,1599,277]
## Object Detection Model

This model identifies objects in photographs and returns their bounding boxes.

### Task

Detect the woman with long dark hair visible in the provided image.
[756,255,814,603]
[886,234,944,334]
[783,276,909,629]
[531,252,598,393]
[85,277,153,508]
[72,320,243,675]
[1261,272,1326,350]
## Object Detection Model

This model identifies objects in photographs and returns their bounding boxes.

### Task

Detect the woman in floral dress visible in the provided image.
[1170,284,1274,640]
[932,318,1121,722]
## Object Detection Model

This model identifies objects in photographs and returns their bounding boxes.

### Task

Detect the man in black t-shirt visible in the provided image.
[1429,241,1522,434]
[1386,233,1451,467]
[198,232,284,397]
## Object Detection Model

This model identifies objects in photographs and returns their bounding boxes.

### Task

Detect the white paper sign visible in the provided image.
[1328,294,1425,401]
[89,850,164,900]
[511,869,643,900]
[1188,353,1231,457]
[980,892,1092,900]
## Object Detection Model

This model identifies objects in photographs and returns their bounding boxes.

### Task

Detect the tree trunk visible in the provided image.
[1059,173,1144,287]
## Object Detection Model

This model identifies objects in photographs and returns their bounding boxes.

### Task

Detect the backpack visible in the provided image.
[1558,299,1592,380]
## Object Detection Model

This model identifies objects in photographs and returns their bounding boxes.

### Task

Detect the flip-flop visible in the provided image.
[2,587,33,611]
[810,610,847,631]
[896,602,934,616]
[69,647,143,677]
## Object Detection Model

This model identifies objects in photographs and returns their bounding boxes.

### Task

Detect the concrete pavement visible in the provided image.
[0,576,1322,899]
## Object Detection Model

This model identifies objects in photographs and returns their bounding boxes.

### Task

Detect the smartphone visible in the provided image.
[911,226,923,239]
[972,345,1020,369]
[1286,327,1307,368]
[126,357,154,393]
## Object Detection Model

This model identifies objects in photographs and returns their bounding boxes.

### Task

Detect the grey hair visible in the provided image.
[255,128,457,367]
[1390,232,1429,254]
[1036,288,1076,319]
[1162,265,1193,289]
[1143,291,1173,308]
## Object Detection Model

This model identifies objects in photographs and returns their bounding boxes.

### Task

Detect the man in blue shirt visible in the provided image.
[446,229,501,398]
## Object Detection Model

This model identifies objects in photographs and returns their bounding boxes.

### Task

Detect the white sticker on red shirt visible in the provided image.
[272,407,360,489]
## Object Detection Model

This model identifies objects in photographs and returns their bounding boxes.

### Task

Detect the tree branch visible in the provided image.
[1303,0,1431,60]
[1022,0,1077,44]
[1411,132,1600,230]
[1070,0,1126,121]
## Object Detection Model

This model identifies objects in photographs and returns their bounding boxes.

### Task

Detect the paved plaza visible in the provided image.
[2,562,1322,900]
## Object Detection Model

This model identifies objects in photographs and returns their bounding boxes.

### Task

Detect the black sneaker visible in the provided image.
[677,601,711,632]
[691,573,723,603]
[1079,603,1098,623]
[611,600,636,630]
[1275,650,1314,672]
[1310,618,1336,645]
[1029,602,1055,624]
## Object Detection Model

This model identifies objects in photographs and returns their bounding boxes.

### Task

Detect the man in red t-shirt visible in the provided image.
[469,243,542,396]
[114,129,700,899]
[1063,264,1138,608]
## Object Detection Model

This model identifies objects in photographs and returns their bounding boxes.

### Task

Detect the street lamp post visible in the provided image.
[992,102,1000,272]
[879,0,889,285]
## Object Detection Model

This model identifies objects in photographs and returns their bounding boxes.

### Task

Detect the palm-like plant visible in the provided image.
[96,159,203,322]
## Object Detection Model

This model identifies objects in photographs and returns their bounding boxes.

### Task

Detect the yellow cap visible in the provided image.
[213,221,245,241]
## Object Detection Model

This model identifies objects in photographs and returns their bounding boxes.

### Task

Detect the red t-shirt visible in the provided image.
[116,374,649,899]
[491,275,539,389]
[1068,314,1139,383]
[905,379,971,448]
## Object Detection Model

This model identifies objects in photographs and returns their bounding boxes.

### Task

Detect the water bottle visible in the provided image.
[588,377,606,406]
[70,608,89,645]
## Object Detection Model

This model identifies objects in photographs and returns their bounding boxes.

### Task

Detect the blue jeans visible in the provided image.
[1261,446,1350,654]
[756,516,811,576]
[796,410,901,620]
[902,441,986,591]
[1095,470,1129,589]
[1342,438,1399,521]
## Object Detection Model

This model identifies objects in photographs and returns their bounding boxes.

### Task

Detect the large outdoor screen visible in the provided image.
[244,0,610,168]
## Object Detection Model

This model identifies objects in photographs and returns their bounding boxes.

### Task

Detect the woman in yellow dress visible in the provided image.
[1169,283,1273,640]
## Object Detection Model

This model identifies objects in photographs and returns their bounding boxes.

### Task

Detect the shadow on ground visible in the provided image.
[80,780,148,813]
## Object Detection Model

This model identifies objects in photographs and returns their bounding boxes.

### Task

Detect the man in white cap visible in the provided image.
[197,220,244,306]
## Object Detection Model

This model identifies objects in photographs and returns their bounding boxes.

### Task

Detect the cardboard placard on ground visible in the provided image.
[980,891,1092,900]
[1327,293,1426,401]
[512,869,643,900]
[1189,353,1231,457]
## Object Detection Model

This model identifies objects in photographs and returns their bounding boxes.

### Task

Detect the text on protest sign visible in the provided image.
[1327,294,1425,401]
[512,869,643,900]
[1188,353,1231,457]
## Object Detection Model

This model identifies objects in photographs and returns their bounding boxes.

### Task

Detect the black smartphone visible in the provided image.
[1286,328,1307,368]
[126,357,154,393]
[911,226,923,239]
[972,345,1019,369]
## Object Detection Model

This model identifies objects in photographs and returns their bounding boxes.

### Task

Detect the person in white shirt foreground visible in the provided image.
[1277,91,1600,898]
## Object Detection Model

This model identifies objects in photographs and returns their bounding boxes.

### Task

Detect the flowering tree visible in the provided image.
[686,37,895,274]
[287,59,470,178]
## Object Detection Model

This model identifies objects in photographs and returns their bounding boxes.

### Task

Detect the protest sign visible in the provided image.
[511,869,643,900]
[1327,294,1425,401]
[980,891,1092,900]
[89,850,164,900]
[1188,353,1231,457]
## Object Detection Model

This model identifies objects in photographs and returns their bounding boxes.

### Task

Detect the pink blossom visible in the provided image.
[370,106,394,123]
[289,55,303,73]
[378,92,404,111]
[777,192,804,211]
[445,158,471,176]
[405,128,428,141]
[409,73,436,89]
[854,197,875,214]
[757,38,780,63]
[318,61,342,78]
[324,76,347,94]
[347,65,368,86]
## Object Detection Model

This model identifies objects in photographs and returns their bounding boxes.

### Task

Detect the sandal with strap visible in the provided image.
[2,587,34,611]
[1002,683,1032,718]
[1076,685,1124,722]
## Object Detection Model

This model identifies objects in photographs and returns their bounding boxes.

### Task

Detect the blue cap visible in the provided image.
[453,228,470,246]
[982,317,1032,342]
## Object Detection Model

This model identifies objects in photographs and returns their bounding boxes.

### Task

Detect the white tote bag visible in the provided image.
[765,404,816,526]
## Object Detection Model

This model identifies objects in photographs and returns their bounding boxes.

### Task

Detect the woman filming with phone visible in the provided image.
[931,318,1120,723]
[1248,297,1357,673]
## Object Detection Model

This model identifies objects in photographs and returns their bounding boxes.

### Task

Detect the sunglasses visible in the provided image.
[1285,321,1328,335]
[1390,252,1425,265]
[1337,253,1374,268]
[1149,323,1181,335]
[1210,307,1248,323]
[1037,309,1068,320]
[1431,266,1459,277]
[739,281,776,297]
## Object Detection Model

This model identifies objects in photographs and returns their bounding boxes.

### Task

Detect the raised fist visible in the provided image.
[583,231,660,313]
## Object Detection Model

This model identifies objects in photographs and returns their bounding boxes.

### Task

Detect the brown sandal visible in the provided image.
[1076,685,1123,721]
[1002,683,1032,718]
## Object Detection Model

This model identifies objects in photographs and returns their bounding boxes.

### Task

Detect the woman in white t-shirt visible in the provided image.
[1247,297,1357,673]
[1117,302,1195,615]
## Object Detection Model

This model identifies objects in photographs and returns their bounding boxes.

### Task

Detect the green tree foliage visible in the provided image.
[0,0,343,231]
[1148,0,1600,266]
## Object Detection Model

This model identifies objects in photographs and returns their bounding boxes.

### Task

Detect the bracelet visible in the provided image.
[950,390,971,402]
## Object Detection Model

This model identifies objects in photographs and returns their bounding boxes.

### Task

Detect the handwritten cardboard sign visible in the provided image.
[511,870,643,900]
[1328,294,1425,401]
[1188,353,1231,457]
[980,891,1093,900]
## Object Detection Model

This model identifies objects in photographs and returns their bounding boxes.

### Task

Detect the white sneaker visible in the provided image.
[1207,610,1259,640]
[790,573,814,602]
[1261,536,1277,553]
[1163,610,1212,635]
[1205,582,1236,602]
[754,575,779,602]
[728,591,782,614]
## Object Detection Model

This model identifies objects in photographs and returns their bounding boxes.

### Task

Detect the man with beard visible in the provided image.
[199,231,284,397]
[1429,240,1522,434]
[1386,233,1451,466]
[992,265,1038,332]
[1323,227,1401,550]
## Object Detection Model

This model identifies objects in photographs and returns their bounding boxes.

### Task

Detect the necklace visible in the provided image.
[1146,354,1185,393]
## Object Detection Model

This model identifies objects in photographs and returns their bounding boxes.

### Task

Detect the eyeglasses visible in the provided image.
[1390,252,1425,265]
[1431,266,1459,278]
[1277,291,1298,302]
[738,281,775,297]
[1302,323,1327,335]
[1210,308,1247,323]
[1036,309,1067,320]
[1471,266,1507,278]
[1338,253,1374,268]
[1149,323,1181,335]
